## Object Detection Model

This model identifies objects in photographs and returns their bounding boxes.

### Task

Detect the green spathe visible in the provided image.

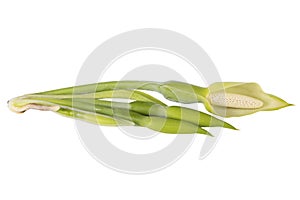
[203,82,293,117]
[158,81,292,117]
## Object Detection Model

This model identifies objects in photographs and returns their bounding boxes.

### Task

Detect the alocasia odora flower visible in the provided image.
[22,80,291,118]
[159,81,292,117]
[9,80,292,120]
[204,82,293,117]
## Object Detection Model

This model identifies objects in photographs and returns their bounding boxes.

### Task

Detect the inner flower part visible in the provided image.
[208,93,264,109]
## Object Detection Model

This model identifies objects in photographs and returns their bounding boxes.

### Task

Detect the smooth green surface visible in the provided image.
[30,89,166,106]
[128,101,237,129]
[56,107,134,126]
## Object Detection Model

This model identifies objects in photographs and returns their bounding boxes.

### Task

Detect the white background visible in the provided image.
[1,0,299,199]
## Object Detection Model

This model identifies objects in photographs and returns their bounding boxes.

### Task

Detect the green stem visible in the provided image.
[8,96,134,126]
[10,96,212,135]
[129,101,237,130]
[25,96,236,130]
[36,81,161,95]
[56,107,135,126]
[29,89,166,106]
[34,81,208,104]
